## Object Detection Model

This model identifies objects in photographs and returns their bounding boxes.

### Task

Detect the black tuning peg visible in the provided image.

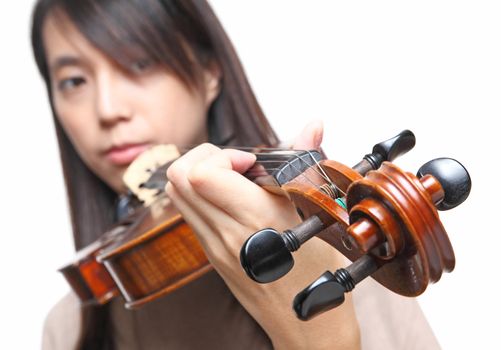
[354,130,416,175]
[417,158,471,211]
[372,129,416,163]
[240,215,325,283]
[293,271,348,321]
[293,255,378,320]
[240,228,294,283]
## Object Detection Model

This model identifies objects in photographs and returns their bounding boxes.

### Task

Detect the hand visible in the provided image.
[165,121,360,349]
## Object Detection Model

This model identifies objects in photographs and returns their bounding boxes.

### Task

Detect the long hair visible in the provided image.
[31,1,278,348]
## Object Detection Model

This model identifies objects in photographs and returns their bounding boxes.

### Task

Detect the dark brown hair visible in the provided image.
[31,0,278,348]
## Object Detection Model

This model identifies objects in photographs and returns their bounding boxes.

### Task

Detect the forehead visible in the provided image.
[42,13,111,72]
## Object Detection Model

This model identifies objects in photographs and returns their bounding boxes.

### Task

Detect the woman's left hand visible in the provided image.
[165,121,360,350]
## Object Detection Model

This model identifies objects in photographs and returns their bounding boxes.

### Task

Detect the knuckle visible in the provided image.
[187,162,208,187]
[196,142,220,154]
[189,142,221,156]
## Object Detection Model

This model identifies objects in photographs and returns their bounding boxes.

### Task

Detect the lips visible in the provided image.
[104,143,151,166]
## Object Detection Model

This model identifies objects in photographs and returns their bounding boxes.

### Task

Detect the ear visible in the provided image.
[203,62,222,106]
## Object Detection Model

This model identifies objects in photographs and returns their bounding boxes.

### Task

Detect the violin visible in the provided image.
[60,130,471,321]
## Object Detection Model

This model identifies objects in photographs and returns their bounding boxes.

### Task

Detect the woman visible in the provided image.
[31,0,439,349]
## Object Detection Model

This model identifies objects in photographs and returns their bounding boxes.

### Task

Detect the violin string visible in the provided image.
[252,152,332,195]
[160,145,345,198]
[227,146,293,152]
[242,151,341,197]
[250,152,318,188]
[304,150,345,197]
[177,145,295,154]
[247,163,323,195]
[285,153,335,193]
[282,152,346,197]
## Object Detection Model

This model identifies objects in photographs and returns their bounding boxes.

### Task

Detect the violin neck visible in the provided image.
[248,150,324,187]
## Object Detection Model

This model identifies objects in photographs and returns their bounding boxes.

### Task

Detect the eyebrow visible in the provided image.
[50,55,85,73]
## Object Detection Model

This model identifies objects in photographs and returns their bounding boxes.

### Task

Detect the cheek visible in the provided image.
[142,78,209,146]
[53,95,99,163]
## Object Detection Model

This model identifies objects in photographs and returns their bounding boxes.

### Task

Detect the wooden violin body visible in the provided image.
[59,216,136,305]
[97,198,211,308]
[60,197,211,309]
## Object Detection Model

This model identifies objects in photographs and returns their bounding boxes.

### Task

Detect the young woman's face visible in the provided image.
[42,14,220,193]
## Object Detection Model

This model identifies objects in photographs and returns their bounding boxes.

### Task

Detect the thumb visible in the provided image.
[292,120,324,151]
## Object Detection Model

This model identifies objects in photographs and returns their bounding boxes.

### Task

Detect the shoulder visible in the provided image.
[42,292,82,350]
[353,278,441,350]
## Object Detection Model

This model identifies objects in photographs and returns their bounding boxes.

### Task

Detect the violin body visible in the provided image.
[60,197,212,309]
[97,198,211,308]
[59,220,132,305]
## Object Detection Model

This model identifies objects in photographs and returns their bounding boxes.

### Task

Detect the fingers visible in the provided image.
[166,143,255,189]
[165,180,245,271]
[164,182,215,249]
[188,150,295,229]
[165,144,235,237]
[167,144,291,231]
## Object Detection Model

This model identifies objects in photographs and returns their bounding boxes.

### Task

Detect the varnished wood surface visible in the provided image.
[59,222,133,305]
[101,218,211,308]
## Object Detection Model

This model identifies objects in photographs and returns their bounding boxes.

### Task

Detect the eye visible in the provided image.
[57,76,86,92]
[130,58,155,74]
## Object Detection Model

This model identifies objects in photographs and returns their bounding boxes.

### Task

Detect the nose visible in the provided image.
[95,71,133,125]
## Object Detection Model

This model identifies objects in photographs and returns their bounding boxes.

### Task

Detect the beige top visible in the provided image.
[42,271,440,349]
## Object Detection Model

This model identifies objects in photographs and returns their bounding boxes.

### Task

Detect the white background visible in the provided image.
[1,1,499,349]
